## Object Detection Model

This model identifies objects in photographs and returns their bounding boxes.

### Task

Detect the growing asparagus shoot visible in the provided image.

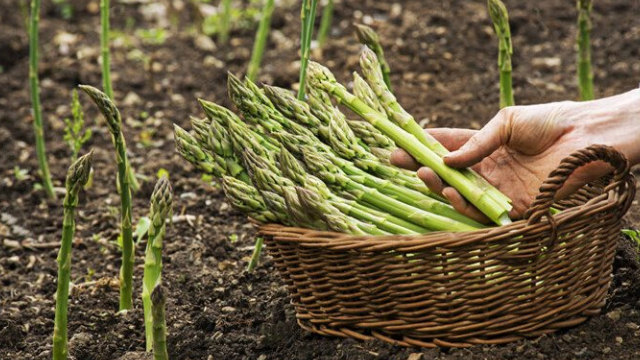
[354,24,392,90]
[151,285,169,360]
[316,0,333,47]
[79,85,135,310]
[63,89,92,162]
[218,0,233,45]
[247,237,264,272]
[29,0,56,200]
[143,176,173,352]
[488,0,515,108]
[298,0,319,99]
[52,152,93,360]
[246,0,275,81]
[577,0,594,100]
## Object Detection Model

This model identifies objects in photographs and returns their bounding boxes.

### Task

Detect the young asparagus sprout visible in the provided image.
[488,0,515,108]
[354,24,392,90]
[316,0,334,47]
[247,237,265,272]
[64,89,92,162]
[307,61,512,225]
[218,0,233,44]
[79,85,135,310]
[52,151,93,360]
[577,0,594,100]
[142,176,173,352]
[151,285,169,360]
[28,0,56,199]
[246,0,275,81]
[298,0,319,99]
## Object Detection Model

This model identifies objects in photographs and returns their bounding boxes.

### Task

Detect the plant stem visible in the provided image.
[488,0,514,108]
[52,152,93,360]
[29,0,56,200]
[151,286,169,360]
[316,0,333,47]
[577,0,594,101]
[246,0,275,81]
[218,0,233,45]
[247,237,264,272]
[79,85,135,310]
[143,177,172,352]
[297,0,318,100]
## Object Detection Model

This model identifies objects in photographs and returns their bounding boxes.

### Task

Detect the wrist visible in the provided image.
[569,88,640,165]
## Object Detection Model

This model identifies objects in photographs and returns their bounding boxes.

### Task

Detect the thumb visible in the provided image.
[444,108,512,168]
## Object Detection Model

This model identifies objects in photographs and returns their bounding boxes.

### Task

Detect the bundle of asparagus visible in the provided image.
[175,48,512,235]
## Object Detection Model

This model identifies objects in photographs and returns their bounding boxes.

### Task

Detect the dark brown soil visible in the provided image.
[2,0,640,359]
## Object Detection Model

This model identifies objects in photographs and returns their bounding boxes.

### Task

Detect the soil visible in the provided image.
[2,0,640,359]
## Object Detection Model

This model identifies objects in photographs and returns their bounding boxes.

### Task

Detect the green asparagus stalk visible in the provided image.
[174,124,226,177]
[142,176,173,352]
[359,46,513,209]
[29,0,56,200]
[151,285,169,360]
[488,0,515,108]
[354,24,392,90]
[301,151,479,232]
[577,0,594,101]
[79,85,135,310]
[247,237,264,272]
[316,0,333,47]
[221,176,286,223]
[346,119,394,150]
[52,152,93,360]
[246,0,275,81]
[298,0,318,99]
[369,147,392,164]
[190,117,252,183]
[352,71,386,115]
[263,85,324,130]
[218,0,233,45]
[307,62,511,225]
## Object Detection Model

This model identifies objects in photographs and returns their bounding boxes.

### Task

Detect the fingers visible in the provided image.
[444,108,512,168]
[441,187,491,224]
[426,128,477,152]
[417,167,445,194]
[390,149,421,170]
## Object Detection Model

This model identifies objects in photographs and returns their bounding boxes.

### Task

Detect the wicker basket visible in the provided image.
[258,144,636,347]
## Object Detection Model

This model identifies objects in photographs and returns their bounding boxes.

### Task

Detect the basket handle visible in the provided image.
[524,144,630,224]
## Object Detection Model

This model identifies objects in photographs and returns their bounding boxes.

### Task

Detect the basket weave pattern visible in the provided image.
[259,145,636,347]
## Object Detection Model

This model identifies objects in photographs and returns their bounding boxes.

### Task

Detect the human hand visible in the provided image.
[391,90,640,222]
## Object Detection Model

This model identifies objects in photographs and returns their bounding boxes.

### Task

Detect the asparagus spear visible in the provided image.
[247,237,264,272]
[316,0,334,47]
[307,61,511,225]
[354,24,392,90]
[142,176,173,352]
[151,285,169,360]
[488,0,515,108]
[174,124,227,177]
[298,0,319,99]
[346,119,394,150]
[218,0,233,44]
[79,85,136,310]
[577,0,594,100]
[52,152,93,360]
[352,71,386,115]
[359,47,513,209]
[247,0,275,81]
[221,176,287,224]
[29,0,56,199]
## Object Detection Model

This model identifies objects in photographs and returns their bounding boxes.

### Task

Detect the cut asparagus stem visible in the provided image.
[52,152,93,360]
[488,0,515,108]
[142,177,172,352]
[79,85,136,310]
[307,62,512,225]
[354,23,392,90]
[577,0,594,101]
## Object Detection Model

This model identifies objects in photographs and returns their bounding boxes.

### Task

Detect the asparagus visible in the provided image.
[247,237,264,272]
[151,285,169,360]
[280,147,428,234]
[488,0,515,108]
[143,176,173,352]
[352,72,386,115]
[577,0,594,101]
[346,119,394,150]
[354,24,392,90]
[174,124,226,177]
[221,176,286,223]
[301,151,480,232]
[298,0,318,99]
[79,85,135,309]
[307,61,511,225]
[52,152,93,360]
[247,0,275,81]
[190,116,252,183]
[359,47,513,209]
[28,0,56,199]
[316,0,334,47]
[263,85,324,130]
[218,0,232,45]
[369,147,392,164]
